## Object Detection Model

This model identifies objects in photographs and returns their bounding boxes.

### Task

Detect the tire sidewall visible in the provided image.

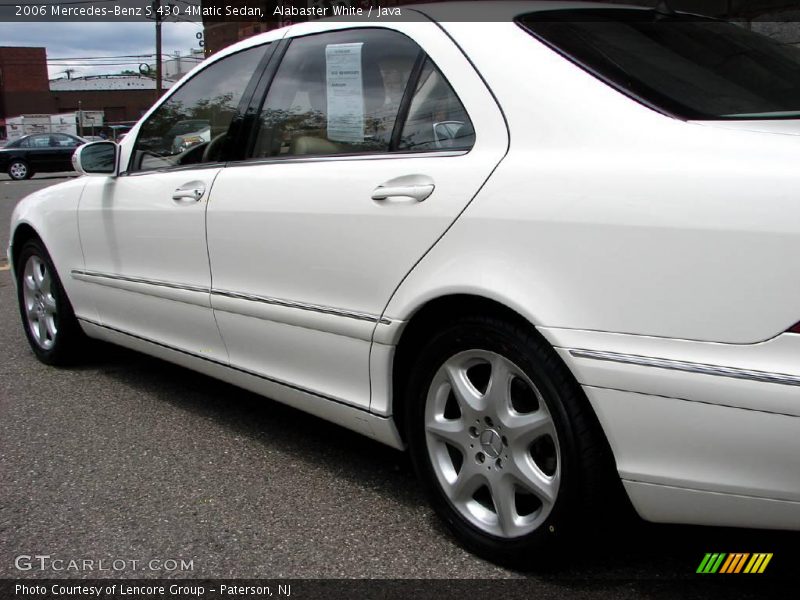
[404,317,580,563]
[16,239,75,364]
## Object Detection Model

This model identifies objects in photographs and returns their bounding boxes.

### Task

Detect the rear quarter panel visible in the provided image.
[385,22,800,345]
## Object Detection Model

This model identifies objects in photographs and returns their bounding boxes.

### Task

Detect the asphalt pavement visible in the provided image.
[0,174,797,597]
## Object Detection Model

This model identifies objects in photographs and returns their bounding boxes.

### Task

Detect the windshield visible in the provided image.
[518,9,800,120]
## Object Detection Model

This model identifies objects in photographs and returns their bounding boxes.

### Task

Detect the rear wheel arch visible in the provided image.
[389,293,621,482]
[391,295,583,441]
[391,294,631,561]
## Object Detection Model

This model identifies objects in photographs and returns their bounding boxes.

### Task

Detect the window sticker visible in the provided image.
[325,43,364,143]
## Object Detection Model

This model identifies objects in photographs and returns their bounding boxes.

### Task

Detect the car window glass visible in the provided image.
[130,44,267,173]
[22,135,49,148]
[519,10,800,120]
[251,29,419,158]
[52,134,79,147]
[398,58,474,152]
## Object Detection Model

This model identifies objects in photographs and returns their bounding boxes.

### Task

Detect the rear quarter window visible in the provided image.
[518,9,800,120]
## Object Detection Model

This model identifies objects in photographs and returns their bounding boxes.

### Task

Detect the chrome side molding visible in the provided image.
[569,348,800,387]
[213,289,390,324]
[71,269,209,293]
[71,269,390,325]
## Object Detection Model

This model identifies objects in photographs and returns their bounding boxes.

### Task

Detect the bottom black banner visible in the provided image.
[0,579,796,600]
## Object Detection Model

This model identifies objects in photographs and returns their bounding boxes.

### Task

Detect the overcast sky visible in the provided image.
[0,21,202,79]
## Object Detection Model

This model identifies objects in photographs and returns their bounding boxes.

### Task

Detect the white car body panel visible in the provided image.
[386,20,800,344]
[8,4,800,533]
[587,387,800,516]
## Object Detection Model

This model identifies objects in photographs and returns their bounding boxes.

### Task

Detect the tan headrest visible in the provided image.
[290,136,343,156]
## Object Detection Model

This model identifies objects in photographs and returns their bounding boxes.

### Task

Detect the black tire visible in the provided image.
[16,237,87,365]
[404,314,618,568]
[8,159,31,180]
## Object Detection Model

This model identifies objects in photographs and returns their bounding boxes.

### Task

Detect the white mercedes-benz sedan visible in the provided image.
[8,2,800,564]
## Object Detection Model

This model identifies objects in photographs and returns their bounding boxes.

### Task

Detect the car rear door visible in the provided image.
[205,22,508,411]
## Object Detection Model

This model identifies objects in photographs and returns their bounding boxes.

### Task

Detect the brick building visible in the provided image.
[50,76,169,126]
[0,47,56,127]
[0,47,170,137]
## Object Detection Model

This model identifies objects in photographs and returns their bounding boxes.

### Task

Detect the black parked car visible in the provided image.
[0,133,85,180]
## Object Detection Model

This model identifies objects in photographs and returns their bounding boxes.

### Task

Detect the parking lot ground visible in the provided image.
[1,176,798,597]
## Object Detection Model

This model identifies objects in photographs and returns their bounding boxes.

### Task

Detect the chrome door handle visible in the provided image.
[371,175,435,202]
[172,182,205,202]
[372,184,435,202]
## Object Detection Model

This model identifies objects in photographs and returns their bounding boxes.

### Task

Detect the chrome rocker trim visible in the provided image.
[76,316,370,412]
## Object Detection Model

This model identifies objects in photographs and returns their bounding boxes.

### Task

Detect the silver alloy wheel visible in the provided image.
[9,161,28,180]
[22,255,58,350]
[425,350,561,538]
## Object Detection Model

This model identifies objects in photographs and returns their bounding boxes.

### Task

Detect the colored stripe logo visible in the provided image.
[697,553,773,574]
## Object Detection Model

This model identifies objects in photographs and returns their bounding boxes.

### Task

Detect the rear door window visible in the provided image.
[252,28,420,158]
[250,28,475,159]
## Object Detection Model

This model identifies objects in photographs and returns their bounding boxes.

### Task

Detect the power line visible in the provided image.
[48,54,160,60]
[1,58,198,65]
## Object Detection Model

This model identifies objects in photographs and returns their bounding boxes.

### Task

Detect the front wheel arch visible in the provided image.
[14,235,87,365]
[11,223,42,275]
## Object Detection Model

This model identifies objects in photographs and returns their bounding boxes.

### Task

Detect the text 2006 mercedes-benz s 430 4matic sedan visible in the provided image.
[8,2,800,565]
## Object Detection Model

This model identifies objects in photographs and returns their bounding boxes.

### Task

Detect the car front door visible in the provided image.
[206,23,508,410]
[74,43,272,360]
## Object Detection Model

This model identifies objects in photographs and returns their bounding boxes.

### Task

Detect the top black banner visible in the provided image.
[2,0,800,23]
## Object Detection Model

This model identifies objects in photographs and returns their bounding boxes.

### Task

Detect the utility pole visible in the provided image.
[153,0,163,96]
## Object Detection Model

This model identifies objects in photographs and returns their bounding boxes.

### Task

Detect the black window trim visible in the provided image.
[225,148,469,170]
[389,49,426,151]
